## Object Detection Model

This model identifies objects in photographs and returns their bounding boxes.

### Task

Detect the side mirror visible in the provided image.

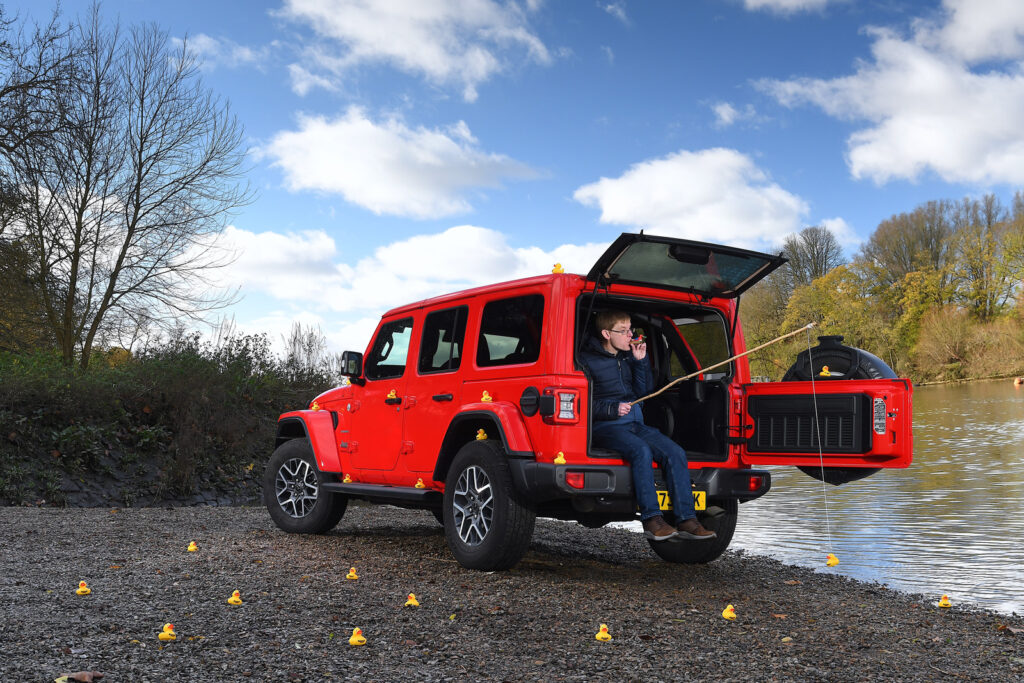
[340,351,364,384]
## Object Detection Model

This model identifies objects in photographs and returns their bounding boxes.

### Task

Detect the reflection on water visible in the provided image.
[730,379,1024,615]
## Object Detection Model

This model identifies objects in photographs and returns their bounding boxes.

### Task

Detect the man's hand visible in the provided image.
[617,402,632,417]
[631,341,647,360]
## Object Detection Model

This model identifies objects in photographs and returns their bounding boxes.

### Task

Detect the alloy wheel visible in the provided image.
[452,465,493,545]
[275,457,319,518]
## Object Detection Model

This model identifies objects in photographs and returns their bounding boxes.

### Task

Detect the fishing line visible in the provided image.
[806,327,835,554]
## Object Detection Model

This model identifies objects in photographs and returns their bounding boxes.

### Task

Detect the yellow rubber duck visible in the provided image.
[476,428,488,440]
[76,581,91,595]
[722,604,737,620]
[227,590,243,605]
[415,478,425,489]
[553,452,566,465]
[187,541,198,552]
[158,623,176,641]
[346,567,359,580]
[386,389,397,399]
[819,366,831,377]
[481,390,492,402]
[311,401,320,411]
[349,627,366,646]
[826,553,839,567]
[938,594,952,608]
[552,263,564,274]
[405,593,420,607]
[342,474,352,483]
[595,623,612,641]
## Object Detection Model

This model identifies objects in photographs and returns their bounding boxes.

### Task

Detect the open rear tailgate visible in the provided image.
[739,378,912,470]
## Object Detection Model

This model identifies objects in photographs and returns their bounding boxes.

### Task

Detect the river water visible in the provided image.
[730,379,1024,615]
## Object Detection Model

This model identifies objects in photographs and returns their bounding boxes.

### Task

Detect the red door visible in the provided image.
[402,305,468,474]
[349,317,415,472]
[739,378,912,474]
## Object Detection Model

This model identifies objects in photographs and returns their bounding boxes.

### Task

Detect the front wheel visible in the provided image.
[263,439,347,534]
[647,498,738,564]
[443,440,536,570]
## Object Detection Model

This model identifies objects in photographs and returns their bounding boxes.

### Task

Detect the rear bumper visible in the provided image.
[508,459,771,509]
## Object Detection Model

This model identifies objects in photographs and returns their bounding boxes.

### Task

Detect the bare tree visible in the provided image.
[10,5,251,367]
[781,225,845,291]
[0,6,76,195]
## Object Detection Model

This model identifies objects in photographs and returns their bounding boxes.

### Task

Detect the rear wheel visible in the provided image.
[647,498,737,564]
[443,440,536,570]
[263,439,347,534]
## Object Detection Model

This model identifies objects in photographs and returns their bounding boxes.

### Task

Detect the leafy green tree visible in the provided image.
[946,194,1023,320]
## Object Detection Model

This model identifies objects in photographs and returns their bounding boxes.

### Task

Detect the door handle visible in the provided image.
[432,393,453,402]
[384,397,402,405]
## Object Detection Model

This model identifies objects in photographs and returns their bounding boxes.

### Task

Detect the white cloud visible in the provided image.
[819,216,858,249]
[262,107,537,218]
[184,33,270,70]
[214,224,606,351]
[759,0,1024,185]
[278,0,551,102]
[287,63,338,96]
[919,0,1024,63]
[601,2,629,25]
[712,101,756,128]
[742,0,833,14]
[573,148,809,249]
[601,45,615,64]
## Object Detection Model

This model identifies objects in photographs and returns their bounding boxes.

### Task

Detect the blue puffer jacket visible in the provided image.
[579,336,653,431]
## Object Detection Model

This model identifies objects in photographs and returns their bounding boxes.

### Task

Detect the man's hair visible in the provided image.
[595,310,631,333]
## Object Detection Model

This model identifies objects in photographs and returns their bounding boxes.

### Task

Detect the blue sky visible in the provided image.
[11,0,1024,352]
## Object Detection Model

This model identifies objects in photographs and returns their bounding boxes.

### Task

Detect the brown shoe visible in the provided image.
[675,518,716,540]
[642,515,679,542]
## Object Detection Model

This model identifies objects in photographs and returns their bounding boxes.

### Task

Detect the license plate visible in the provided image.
[657,490,705,512]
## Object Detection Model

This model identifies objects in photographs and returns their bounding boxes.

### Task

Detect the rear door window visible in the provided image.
[476,294,544,367]
[419,306,467,374]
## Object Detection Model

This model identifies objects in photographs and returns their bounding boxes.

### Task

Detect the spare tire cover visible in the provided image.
[784,336,890,485]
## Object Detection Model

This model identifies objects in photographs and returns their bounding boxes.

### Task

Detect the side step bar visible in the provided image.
[321,481,441,507]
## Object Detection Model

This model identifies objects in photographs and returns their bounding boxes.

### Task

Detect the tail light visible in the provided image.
[565,471,585,489]
[542,387,580,425]
[748,475,764,491]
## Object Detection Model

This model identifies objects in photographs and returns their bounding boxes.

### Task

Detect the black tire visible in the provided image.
[647,498,738,564]
[442,440,536,570]
[263,439,347,534]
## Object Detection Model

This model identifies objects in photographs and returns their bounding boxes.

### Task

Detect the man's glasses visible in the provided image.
[607,327,634,336]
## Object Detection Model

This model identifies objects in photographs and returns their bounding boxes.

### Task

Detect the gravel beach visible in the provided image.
[2,504,1021,682]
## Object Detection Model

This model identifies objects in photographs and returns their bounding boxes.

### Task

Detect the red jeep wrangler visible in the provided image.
[263,233,912,570]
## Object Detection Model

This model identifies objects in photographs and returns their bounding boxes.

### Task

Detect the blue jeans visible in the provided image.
[593,421,695,522]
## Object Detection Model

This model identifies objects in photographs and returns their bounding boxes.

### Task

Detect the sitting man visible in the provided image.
[580,310,715,542]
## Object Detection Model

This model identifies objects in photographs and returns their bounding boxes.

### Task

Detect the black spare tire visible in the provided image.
[784,335,893,486]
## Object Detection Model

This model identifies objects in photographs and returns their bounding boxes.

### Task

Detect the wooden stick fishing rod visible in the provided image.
[630,321,817,406]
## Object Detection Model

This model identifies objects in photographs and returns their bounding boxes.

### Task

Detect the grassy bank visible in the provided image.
[0,335,334,507]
